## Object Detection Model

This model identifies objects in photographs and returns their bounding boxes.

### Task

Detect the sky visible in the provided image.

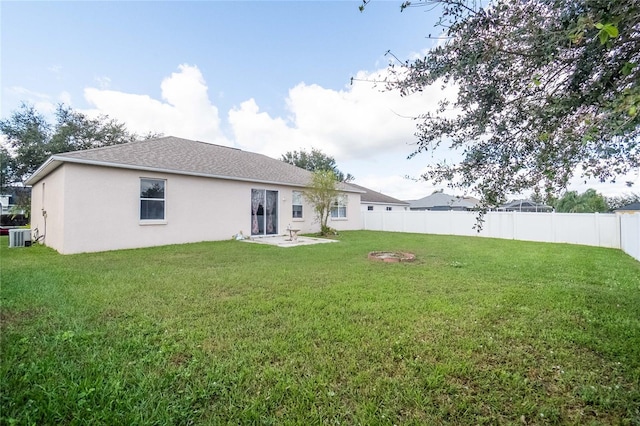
[1,1,638,201]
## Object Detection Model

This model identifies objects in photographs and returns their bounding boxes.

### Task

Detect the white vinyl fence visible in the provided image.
[361,210,640,262]
[620,213,640,262]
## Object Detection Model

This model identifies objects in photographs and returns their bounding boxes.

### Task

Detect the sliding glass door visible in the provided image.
[251,189,278,236]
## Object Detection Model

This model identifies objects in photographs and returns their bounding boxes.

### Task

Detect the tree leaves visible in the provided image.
[303,170,339,236]
[281,148,354,182]
[595,22,619,44]
[0,103,155,184]
[385,0,640,205]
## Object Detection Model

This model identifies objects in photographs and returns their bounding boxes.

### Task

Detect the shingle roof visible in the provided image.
[347,183,409,205]
[409,192,479,209]
[615,202,640,211]
[500,199,552,209]
[26,136,359,192]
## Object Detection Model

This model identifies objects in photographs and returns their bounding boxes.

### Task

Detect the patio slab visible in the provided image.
[240,234,338,248]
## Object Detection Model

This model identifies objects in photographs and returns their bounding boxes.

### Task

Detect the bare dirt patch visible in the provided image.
[368,251,416,263]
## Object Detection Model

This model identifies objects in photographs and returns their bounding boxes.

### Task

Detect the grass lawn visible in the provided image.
[1,231,639,425]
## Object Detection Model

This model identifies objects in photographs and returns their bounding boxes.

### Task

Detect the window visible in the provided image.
[330,194,347,219]
[367,206,374,211]
[140,178,165,220]
[292,191,303,219]
[386,206,392,211]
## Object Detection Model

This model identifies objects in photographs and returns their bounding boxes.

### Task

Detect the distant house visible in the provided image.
[497,199,553,212]
[0,188,30,235]
[347,183,410,212]
[25,136,362,254]
[409,191,479,211]
[614,202,640,214]
[0,187,30,215]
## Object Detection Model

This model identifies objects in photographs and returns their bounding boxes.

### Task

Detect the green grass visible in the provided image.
[1,231,639,425]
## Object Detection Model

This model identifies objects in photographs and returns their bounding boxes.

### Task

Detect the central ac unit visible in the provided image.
[9,229,32,248]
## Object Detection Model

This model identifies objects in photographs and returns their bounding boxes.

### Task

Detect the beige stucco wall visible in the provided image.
[359,203,408,212]
[31,163,361,254]
[30,166,66,253]
[327,192,362,232]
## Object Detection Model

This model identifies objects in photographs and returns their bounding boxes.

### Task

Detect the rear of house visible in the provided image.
[26,137,362,254]
[346,183,410,212]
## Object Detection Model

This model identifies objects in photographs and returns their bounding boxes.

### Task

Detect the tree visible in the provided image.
[304,170,339,236]
[282,148,354,182]
[0,103,51,184]
[0,146,17,192]
[1,103,160,184]
[554,189,609,213]
[364,0,640,208]
[49,105,140,153]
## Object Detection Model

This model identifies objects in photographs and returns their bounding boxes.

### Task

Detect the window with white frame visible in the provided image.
[140,178,165,221]
[330,194,347,218]
[367,206,374,211]
[386,206,392,211]
[292,190,303,219]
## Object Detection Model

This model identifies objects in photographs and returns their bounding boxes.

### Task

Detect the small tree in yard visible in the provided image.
[304,170,339,236]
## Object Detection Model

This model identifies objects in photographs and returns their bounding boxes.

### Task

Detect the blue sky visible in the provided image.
[2,1,637,200]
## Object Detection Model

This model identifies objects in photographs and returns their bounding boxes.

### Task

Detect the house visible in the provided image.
[0,188,30,235]
[409,191,479,211]
[497,199,553,212]
[25,136,362,254]
[0,187,30,215]
[614,202,640,214]
[347,183,410,212]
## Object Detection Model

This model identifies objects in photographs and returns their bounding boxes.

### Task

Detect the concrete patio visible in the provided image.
[240,234,338,248]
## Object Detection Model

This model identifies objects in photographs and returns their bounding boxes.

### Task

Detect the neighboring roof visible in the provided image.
[615,202,640,211]
[347,183,409,206]
[499,199,553,211]
[409,192,479,210]
[25,136,361,193]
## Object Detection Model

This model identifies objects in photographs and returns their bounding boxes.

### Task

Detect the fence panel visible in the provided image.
[620,213,640,261]
[362,210,630,254]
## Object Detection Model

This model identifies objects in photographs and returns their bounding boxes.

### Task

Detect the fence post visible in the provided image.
[617,213,622,249]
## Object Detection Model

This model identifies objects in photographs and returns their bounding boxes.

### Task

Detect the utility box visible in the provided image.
[9,229,32,248]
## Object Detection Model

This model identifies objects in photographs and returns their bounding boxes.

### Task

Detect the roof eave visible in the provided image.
[24,156,65,186]
[362,201,410,206]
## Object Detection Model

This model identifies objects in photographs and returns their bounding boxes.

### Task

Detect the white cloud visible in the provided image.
[94,76,111,89]
[82,64,230,145]
[229,67,456,163]
[48,65,62,75]
[59,91,72,105]
[6,87,55,114]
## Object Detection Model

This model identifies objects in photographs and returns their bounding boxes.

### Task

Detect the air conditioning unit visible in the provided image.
[9,229,32,248]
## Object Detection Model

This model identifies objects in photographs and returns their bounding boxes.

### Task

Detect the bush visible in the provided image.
[0,214,28,227]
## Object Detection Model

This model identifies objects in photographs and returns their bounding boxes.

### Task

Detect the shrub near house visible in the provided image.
[0,214,28,235]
